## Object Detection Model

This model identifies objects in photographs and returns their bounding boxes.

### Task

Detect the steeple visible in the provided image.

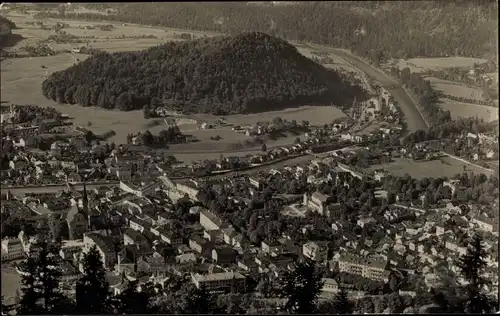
[82,179,88,212]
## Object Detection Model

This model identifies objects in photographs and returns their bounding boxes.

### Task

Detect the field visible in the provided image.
[384,57,497,122]
[368,157,495,179]
[1,263,22,305]
[394,57,488,74]
[438,98,498,122]
[1,13,348,163]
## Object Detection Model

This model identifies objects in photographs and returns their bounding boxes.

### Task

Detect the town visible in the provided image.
[1,2,499,315]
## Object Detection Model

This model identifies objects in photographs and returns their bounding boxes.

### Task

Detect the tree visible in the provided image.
[457,234,494,313]
[17,240,71,315]
[277,259,324,314]
[333,286,353,314]
[117,280,153,314]
[179,285,217,314]
[76,244,112,314]
[143,103,151,119]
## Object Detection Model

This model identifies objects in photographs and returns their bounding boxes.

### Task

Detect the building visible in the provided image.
[472,216,498,233]
[303,191,331,216]
[1,237,25,262]
[338,253,388,281]
[83,233,117,269]
[302,241,328,263]
[59,239,85,260]
[212,247,237,264]
[66,182,90,240]
[191,271,246,292]
[200,209,226,231]
[248,177,263,189]
[321,278,339,294]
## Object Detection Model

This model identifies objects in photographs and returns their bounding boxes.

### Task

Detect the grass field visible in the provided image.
[394,57,488,73]
[438,98,499,122]
[425,76,485,100]
[368,157,494,179]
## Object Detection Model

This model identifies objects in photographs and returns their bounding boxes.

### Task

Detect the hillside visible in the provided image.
[41,32,366,114]
[37,1,498,63]
[0,15,16,48]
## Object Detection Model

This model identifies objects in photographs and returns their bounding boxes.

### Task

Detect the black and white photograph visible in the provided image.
[0,1,498,315]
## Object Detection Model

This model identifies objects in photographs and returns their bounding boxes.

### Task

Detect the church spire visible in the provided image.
[82,179,88,211]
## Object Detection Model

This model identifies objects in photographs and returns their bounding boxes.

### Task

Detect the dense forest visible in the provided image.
[41,32,365,114]
[36,1,498,62]
[0,15,16,48]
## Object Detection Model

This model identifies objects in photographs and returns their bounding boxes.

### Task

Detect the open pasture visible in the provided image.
[394,56,488,73]
[438,98,498,122]
[368,156,494,179]
[224,106,346,127]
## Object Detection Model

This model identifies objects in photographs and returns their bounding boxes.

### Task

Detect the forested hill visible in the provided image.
[0,15,16,48]
[39,1,498,62]
[41,32,366,114]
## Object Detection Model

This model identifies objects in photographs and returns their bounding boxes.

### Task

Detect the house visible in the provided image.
[261,240,283,256]
[303,191,331,216]
[222,227,238,246]
[212,247,237,264]
[66,201,89,241]
[175,181,199,201]
[204,229,224,243]
[200,209,226,231]
[237,255,258,273]
[472,216,498,233]
[338,253,388,281]
[302,241,328,262]
[158,228,183,246]
[248,177,263,189]
[1,237,25,261]
[189,234,215,256]
[321,278,339,294]
[357,217,376,228]
[191,271,246,292]
[83,233,117,269]
[176,253,196,264]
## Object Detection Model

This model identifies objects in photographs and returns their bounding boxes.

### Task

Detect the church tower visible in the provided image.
[82,180,89,214]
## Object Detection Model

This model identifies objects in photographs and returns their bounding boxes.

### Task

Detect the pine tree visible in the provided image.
[76,244,112,314]
[333,286,354,314]
[117,280,152,314]
[16,240,68,315]
[277,259,324,314]
[458,233,494,313]
[180,285,217,314]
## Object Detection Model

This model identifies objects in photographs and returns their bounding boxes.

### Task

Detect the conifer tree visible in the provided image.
[277,259,324,314]
[180,284,217,314]
[16,240,68,315]
[333,286,354,314]
[458,233,494,313]
[116,280,152,314]
[75,244,112,314]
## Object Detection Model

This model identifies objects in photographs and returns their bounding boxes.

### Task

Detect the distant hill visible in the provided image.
[38,1,498,62]
[0,15,16,48]
[41,32,366,114]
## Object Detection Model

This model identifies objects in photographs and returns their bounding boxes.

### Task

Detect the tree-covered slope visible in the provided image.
[41,32,365,114]
[40,1,498,61]
[0,15,16,48]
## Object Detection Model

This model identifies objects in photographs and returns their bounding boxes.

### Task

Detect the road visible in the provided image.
[308,44,429,133]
